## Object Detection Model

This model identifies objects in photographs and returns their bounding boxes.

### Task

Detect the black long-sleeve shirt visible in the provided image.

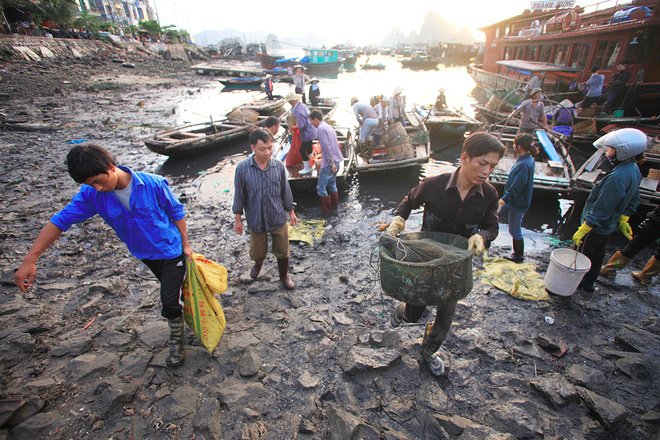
[394,168,499,245]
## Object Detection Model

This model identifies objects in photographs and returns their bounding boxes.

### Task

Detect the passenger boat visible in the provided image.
[218,77,265,89]
[469,1,660,117]
[414,105,482,141]
[143,120,258,158]
[572,138,660,207]
[400,55,439,70]
[274,127,356,193]
[233,96,286,115]
[488,128,575,192]
[301,48,343,75]
[339,50,357,69]
[354,112,430,174]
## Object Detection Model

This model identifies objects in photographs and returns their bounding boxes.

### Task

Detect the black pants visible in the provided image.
[621,217,660,259]
[300,140,313,160]
[142,253,186,320]
[403,300,458,349]
[580,231,609,288]
[295,87,307,104]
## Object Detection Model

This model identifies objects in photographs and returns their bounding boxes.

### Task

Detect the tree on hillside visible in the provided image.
[33,0,78,29]
[139,19,161,39]
[1,0,36,33]
[74,11,106,32]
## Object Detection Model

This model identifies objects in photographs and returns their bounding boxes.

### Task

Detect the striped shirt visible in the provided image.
[233,155,295,233]
[316,121,344,168]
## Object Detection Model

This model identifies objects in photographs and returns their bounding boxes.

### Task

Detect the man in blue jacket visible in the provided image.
[14,144,192,367]
[572,128,648,292]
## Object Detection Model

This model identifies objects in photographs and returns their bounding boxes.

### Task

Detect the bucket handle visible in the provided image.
[570,241,586,270]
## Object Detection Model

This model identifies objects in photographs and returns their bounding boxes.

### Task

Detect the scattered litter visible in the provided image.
[481,257,549,301]
[83,317,95,330]
[66,138,89,144]
[544,316,555,325]
[289,220,326,246]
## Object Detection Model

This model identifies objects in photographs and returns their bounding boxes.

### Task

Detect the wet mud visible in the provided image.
[0,57,659,440]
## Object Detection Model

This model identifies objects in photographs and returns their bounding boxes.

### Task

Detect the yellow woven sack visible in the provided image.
[192,253,228,294]
[182,255,228,352]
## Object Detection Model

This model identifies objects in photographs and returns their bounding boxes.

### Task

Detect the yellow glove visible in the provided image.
[467,234,485,255]
[618,215,633,240]
[572,222,592,246]
[385,216,406,236]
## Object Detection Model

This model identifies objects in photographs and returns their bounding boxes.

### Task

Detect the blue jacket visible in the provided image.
[50,166,185,260]
[581,160,641,235]
[502,153,535,212]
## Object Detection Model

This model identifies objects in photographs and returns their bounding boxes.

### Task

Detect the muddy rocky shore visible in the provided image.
[0,54,659,440]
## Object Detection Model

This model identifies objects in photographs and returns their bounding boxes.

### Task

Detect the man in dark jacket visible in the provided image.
[385,132,505,376]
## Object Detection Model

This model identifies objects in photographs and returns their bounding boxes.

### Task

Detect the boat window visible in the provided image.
[504,46,512,60]
[624,29,655,63]
[515,46,524,59]
[553,44,568,65]
[528,46,538,61]
[495,27,501,38]
[539,45,552,63]
[592,40,621,69]
[504,24,511,36]
[570,43,591,69]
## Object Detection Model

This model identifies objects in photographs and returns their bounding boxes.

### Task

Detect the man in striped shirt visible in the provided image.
[310,110,344,213]
[233,129,298,290]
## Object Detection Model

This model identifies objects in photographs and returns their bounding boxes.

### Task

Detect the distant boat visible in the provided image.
[301,48,343,75]
[143,120,260,158]
[218,76,265,88]
[362,63,386,70]
[400,55,439,70]
[415,105,482,141]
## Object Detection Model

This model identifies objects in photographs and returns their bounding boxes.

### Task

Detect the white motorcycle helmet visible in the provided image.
[593,128,648,161]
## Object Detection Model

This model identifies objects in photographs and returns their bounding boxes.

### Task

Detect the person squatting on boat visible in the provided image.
[578,66,605,111]
[233,129,298,290]
[385,132,505,376]
[514,88,547,135]
[310,110,344,214]
[600,205,659,286]
[434,88,447,111]
[571,128,648,293]
[13,144,193,368]
[351,97,379,146]
[287,91,317,176]
[389,86,406,125]
[292,65,310,104]
[498,133,537,263]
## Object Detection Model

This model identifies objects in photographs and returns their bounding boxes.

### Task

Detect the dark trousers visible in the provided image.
[621,218,660,259]
[300,140,313,160]
[142,253,186,320]
[295,87,307,104]
[403,300,458,349]
[580,231,609,288]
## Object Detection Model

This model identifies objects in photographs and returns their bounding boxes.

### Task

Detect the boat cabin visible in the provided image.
[302,49,340,64]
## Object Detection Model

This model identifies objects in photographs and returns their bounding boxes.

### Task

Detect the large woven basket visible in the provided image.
[379,232,473,305]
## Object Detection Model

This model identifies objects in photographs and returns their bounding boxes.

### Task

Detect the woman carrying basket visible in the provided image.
[385,132,505,376]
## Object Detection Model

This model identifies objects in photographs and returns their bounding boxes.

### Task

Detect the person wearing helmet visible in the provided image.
[571,128,648,292]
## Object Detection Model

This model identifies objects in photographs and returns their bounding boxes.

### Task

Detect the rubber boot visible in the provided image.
[166,317,185,368]
[600,251,630,278]
[330,192,339,207]
[320,195,332,214]
[390,303,406,328]
[299,161,312,176]
[504,239,524,263]
[277,258,295,290]
[632,256,659,286]
[421,324,446,376]
[250,258,264,279]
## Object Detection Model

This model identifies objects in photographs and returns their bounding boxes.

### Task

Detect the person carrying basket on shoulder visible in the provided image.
[384,132,505,376]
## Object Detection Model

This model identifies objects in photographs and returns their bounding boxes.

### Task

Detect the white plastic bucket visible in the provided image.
[544,248,591,296]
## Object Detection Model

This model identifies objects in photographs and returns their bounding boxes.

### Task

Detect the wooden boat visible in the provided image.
[488,129,575,192]
[415,105,482,141]
[354,112,430,174]
[234,96,286,115]
[143,120,257,158]
[274,127,356,193]
[301,48,343,75]
[362,63,386,70]
[472,3,660,117]
[400,56,439,70]
[279,98,337,127]
[218,77,265,88]
[572,140,660,208]
[192,63,265,77]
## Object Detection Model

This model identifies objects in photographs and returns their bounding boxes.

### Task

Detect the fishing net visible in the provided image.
[379,232,473,305]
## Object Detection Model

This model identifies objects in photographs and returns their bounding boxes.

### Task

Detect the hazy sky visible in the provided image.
[152,0,533,44]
